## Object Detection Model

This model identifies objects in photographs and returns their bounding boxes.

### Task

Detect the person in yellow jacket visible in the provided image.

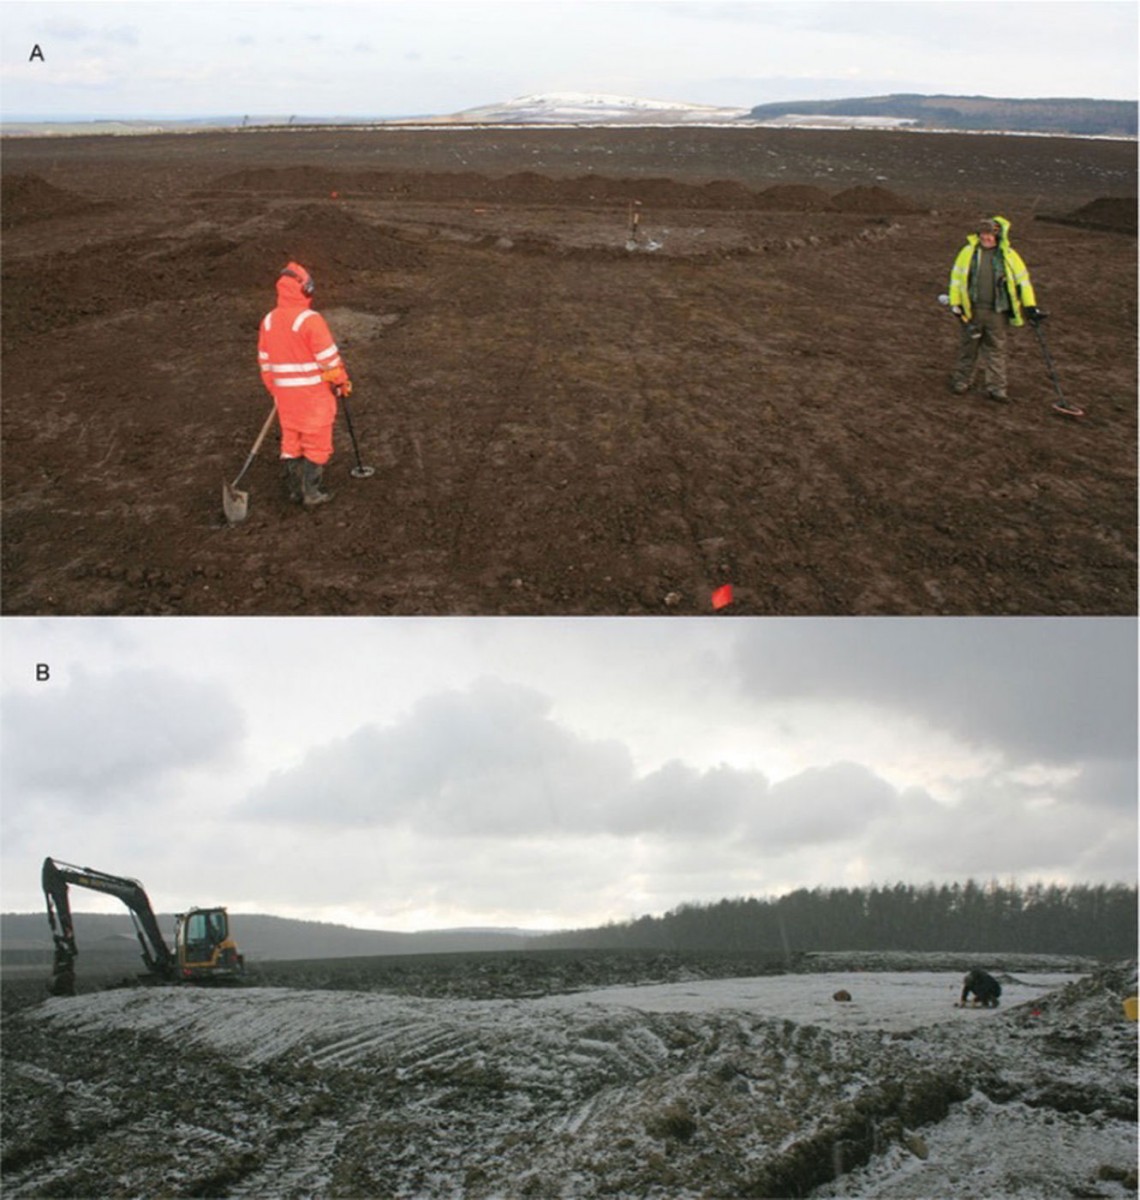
[948,215,1042,402]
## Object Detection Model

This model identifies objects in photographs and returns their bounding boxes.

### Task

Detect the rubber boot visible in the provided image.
[301,458,332,508]
[282,458,303,504]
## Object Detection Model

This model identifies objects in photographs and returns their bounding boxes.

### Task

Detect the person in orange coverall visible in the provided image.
[257,262,351,507]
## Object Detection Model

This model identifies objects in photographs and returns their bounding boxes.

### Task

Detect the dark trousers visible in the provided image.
[952,308,1008,395]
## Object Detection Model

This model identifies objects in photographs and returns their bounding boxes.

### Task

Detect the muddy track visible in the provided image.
[3,968,1134,1199]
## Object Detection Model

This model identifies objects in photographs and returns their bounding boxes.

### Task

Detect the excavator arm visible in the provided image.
[42,857,176,995]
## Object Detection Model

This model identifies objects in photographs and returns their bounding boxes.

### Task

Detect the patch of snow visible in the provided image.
[19,967,1135,1199]
[811,1091,1138,1199]
[455,91,750,125]
[534,971,1078,1031]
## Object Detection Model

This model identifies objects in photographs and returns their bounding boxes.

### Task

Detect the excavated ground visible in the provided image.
[1,956,1135,1199]
[2,127,1135,615]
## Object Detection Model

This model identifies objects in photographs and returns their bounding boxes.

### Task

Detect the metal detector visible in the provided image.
[1029,316,1084,419]
[337,389,376,478]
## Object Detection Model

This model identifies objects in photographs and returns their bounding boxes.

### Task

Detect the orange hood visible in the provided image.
[275,262,314,307]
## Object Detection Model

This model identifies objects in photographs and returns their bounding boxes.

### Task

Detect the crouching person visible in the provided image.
[961,967,1002,1008]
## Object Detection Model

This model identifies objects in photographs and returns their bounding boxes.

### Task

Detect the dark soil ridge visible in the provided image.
[204,166,926,214]
[0,172,115,228]
[1037,194,1137,235]
[1,204,427,349]
[0,201,905,348]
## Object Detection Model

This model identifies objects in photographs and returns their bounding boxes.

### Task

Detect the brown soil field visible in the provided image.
[1,126,1135,615]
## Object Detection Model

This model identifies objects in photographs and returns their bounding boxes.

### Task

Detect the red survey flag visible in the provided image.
[711,584,734,610]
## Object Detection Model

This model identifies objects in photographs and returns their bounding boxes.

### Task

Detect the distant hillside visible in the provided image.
[0,911,532,965]
[451,92,748,125]
[747,94,1137,137]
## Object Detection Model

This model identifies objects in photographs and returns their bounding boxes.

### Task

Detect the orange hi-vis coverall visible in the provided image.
[257,263,344,466]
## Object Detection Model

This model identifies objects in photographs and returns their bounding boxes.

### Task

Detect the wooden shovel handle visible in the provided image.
[230,406,278,489]
[250,405,278,455]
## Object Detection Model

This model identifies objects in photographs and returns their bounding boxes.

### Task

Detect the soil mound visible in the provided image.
[206,167,911,214]
[211,166,342,194]
[1038,195,1137,235]
[832,185,922,214]
[191,204,427,290]
[2,205,425,347]
[754,184,834,211]
[1,173,108,228]
[1066,196,1137,234]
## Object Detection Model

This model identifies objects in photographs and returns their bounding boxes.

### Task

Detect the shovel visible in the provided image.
[222,406,277,524]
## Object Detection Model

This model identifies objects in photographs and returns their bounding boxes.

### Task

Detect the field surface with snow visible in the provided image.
[2,960,1135,1198]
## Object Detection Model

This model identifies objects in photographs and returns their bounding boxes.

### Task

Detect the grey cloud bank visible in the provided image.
[1,665,245,803]
[2,617,1132,931]
[733,617,1137,764]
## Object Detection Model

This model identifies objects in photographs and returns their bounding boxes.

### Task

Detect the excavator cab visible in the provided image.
[175,907,243,980]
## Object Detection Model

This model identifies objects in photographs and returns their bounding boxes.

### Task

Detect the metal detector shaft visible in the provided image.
[338,389,375,479]
[1031,320,1062,399]
[1030,318,1084,418]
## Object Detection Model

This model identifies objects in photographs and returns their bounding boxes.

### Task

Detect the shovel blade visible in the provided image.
[222,480,250,524]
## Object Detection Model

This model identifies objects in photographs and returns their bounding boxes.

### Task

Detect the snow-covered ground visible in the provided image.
[454,91,752,124]
[534,970,1079,1030]
[7,965,1136,1198]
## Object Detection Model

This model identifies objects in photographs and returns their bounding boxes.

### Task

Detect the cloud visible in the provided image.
[1,666,245,807]
[616,761,762,838]
[1057,757,1139,813]
[731,618,1136,765]
[43,19,140,47]
[243,678,635,835]
[757,762,898,847]
[243,676,753,838]
[241,677,916,856]
[852,763,1138,883]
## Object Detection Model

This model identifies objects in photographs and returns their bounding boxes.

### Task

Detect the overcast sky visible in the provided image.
[2,617,1134,932]
[1,1,1135,120]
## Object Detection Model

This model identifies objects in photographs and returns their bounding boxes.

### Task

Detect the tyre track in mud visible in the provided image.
[224,1116,349,1200]
[615,252,819,612]
[621,267,737,606]
[438,251,557,578]
[374,238,570,607]
[693,247,910,613]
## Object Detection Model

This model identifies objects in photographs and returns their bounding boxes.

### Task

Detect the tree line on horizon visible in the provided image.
[745,94,1138,137]
[533,881,1138,958]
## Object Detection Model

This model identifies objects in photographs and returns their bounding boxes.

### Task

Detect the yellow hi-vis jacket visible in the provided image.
[948,215,1037,327]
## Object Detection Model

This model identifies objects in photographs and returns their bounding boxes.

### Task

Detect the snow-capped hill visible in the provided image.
[454,92,750,125]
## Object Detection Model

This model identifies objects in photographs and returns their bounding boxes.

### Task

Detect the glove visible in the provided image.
[950,305,963,316]
[322,367,352,396]
[1024,306,1044,324]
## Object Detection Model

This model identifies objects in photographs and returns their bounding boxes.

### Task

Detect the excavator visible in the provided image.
[42,857,243,996]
